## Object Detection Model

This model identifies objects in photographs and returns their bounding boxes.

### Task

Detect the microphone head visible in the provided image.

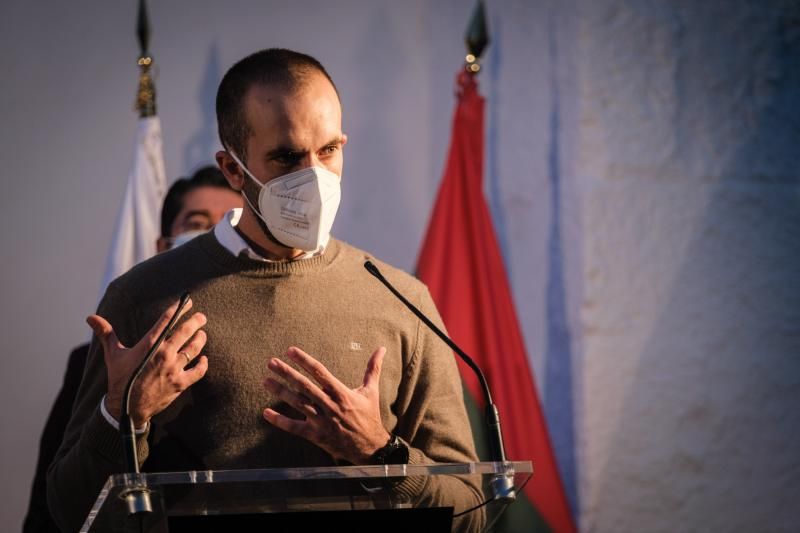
[364,260,380,278]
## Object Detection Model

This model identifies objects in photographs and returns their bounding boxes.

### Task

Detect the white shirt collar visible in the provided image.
[213,208,320,262]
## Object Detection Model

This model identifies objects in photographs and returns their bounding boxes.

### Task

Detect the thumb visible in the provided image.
[362,346,386,391]
[86,314,120,355]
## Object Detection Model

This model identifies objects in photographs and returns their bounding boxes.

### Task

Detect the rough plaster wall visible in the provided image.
[575,1,800,531]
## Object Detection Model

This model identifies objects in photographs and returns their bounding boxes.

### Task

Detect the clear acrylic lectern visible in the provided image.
[80,461,532,532]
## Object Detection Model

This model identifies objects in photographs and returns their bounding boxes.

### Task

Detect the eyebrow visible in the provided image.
[322,135,345,147]
[265,136,345,159]
[266,146,304,159]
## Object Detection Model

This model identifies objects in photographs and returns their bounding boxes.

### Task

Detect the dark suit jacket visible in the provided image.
[23,343,89,533]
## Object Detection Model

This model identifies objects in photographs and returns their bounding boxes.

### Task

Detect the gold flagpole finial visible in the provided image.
[464,0,490,74]
[134,0,156,117]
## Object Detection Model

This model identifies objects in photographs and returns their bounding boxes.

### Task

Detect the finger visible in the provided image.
[177,329,207,367]
[165,312,207,352]
[264,378,319,417]
[178,355,208,389]
[267,358,339,414]
[362,346,386,390]
[86,314,121,355]
[286,347,348,400]
[263,407,311,439]
[144,298,194,347]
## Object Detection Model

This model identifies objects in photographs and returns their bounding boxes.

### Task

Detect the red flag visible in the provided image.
[416,71,576,533]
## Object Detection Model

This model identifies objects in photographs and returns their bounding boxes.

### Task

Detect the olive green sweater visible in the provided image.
[47,234,482,531]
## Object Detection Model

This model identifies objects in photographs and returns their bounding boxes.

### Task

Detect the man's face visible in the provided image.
[157,185,242,252]
[215,71,346,257]
[241,73,346,186]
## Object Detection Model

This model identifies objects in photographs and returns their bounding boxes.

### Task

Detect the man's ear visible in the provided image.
[216,150,245,192]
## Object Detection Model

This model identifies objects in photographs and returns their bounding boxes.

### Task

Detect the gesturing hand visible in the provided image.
[263,346,391,464]
[87,298,209,427]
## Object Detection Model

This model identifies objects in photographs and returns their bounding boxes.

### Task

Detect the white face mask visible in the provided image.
[168,229,207,249]
[228,151,342,252]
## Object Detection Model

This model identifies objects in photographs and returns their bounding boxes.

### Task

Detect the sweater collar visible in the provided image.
[196,229,342,277]
[214,208,323,262]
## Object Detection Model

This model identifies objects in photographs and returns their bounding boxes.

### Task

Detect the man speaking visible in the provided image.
[47,48,482,531]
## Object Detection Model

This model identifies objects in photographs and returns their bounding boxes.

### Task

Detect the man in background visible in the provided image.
[23,166,241,533]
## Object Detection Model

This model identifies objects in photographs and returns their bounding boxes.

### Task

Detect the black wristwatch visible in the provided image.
[371,434,409,465]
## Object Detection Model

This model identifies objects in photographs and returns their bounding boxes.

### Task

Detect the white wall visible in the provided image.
[573,2,800,530]
[1,1,797,531]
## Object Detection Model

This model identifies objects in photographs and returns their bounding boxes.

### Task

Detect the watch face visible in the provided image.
[388,443,410,465]
[384,436,410,465]
[375,435,410,465]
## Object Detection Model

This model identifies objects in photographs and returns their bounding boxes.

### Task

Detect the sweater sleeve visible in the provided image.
[46,282,150,533]
[392,286,486,532]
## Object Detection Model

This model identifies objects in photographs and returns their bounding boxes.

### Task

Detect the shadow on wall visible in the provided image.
[542,0,581,519]
[183,42,222,170]
[486,14,511,263]
[592,5,800,531]
[486,1,584,520]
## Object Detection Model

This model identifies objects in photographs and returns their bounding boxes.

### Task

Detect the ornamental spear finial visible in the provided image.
[464,0,490,74]
[134,0,156,117]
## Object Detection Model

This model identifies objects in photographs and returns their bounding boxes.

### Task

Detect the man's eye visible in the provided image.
[185,220,210,231]
[321,145,338,155]
[182,214,213,231]
[275,153,302,166]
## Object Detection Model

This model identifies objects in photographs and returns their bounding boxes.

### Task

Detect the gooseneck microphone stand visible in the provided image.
[119,292,192,517]
[364,261,515,501]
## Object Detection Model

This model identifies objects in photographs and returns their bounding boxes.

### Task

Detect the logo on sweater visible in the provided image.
[349,341,362,351]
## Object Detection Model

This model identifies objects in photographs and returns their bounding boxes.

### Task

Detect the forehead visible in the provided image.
[177,186,240,215]
[242,74,342,148]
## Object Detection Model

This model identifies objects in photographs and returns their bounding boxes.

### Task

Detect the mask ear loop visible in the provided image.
[226,150,262,190]
[226,149,268,222]
[239,184,263,223]
[226,149,297,252]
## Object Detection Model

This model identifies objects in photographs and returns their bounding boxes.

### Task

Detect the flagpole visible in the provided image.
[97,0,166,297]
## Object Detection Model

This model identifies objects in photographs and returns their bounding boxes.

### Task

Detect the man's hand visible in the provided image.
[262,346,391,464]
[87,298,209,427]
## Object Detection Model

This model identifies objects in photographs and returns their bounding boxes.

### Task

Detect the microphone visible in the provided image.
[363,261,515,501]
[118,291,191,515]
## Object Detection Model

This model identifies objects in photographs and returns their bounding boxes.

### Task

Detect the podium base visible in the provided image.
[165,507,454,533]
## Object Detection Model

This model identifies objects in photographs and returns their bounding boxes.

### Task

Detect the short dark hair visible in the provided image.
[216,48,338,163]
[160,165,234,237]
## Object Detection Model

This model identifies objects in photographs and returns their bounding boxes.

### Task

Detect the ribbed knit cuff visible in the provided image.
[83,406,150,467]
[391,441,429,502]
[100,395,149,434]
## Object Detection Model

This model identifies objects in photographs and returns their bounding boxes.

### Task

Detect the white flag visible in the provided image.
[99,116,167,295]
